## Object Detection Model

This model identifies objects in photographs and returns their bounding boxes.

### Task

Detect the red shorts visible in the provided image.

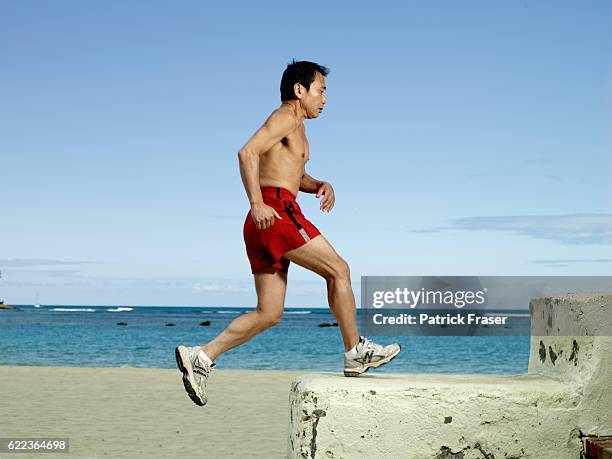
[243,187,321,274]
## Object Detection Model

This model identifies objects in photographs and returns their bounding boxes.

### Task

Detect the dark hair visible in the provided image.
[280,59,329,101]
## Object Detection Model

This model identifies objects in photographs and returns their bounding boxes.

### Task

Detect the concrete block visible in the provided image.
[288,294,612,458]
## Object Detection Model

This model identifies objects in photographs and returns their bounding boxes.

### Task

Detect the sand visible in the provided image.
[0,365,314,458]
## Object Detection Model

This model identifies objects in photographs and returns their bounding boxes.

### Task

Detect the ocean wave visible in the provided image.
[284,311,312,314]
[107,307,134,312]
[207,310,242,314]
[51,308,98,312]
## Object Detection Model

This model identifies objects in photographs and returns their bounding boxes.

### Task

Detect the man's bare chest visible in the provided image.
[281,126,309,161]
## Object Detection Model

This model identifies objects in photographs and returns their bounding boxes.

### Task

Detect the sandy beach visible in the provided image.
[0,365,311,458]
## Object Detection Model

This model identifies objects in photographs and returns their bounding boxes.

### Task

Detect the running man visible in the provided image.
[176,60,401,407]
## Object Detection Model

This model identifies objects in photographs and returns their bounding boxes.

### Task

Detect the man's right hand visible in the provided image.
[251,202,283,229]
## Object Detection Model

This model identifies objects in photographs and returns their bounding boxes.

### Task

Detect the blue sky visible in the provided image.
[1,1,610,307]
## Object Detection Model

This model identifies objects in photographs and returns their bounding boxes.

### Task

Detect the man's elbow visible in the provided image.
[237,149,250,161]
[238,147,257,158]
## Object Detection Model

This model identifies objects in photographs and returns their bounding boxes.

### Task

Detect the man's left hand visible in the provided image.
[316,182,335,212]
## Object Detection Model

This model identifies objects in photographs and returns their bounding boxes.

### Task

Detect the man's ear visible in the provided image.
[293,82,304,100]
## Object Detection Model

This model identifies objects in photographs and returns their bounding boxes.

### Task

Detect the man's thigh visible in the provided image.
[254,267,288,317]
[283,235,343,277]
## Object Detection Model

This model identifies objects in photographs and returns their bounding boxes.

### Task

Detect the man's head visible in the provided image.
[280,60,329,119]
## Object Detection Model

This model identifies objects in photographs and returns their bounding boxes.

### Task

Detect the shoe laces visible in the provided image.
[360,336,381,352]
[193,356,215,377]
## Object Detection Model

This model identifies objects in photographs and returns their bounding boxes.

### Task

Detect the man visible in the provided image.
[175,60,401,407]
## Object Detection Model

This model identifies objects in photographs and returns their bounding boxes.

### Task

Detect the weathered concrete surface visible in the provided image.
[288,294,612,458]
[289,373,579,458]
[528,295,612,439]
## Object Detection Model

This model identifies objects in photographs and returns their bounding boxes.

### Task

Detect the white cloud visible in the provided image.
[530,258,612,267]
[0,259,97,267]
[413,213,612,245]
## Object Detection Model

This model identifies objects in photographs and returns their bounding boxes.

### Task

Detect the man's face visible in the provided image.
[298,72,327,119]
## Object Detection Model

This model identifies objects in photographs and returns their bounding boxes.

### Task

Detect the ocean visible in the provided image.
[0,305,530,374]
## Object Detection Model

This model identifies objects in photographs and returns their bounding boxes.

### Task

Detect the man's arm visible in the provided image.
[299,172,325,193]
[300,172,336,213]
[237,108,297,229]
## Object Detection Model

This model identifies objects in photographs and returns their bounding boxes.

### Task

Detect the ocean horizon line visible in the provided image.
[6,304,530,311]
[8,304,331,309]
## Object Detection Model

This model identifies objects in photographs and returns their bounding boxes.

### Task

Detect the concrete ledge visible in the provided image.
[289,373,578,458]
[288,294,612,458]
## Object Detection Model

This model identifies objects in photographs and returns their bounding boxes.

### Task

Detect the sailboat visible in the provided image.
[0,269,9,308]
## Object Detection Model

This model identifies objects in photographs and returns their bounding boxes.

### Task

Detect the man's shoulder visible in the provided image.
[265,106,299,131]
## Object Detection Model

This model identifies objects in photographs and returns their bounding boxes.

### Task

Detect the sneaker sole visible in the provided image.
[175,346,206,406]
[343,344,401,377]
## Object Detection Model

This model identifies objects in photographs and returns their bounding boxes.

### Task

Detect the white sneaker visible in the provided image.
[344,336,401,377]
[175,345,215,406]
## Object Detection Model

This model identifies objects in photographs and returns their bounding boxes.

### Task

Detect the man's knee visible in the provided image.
[257,308,283,328]
[326,257,351,281]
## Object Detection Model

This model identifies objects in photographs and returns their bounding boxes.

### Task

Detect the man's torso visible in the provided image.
[259,107,309,197]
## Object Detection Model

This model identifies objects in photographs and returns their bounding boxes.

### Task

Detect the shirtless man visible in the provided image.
[175,60,401,407]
